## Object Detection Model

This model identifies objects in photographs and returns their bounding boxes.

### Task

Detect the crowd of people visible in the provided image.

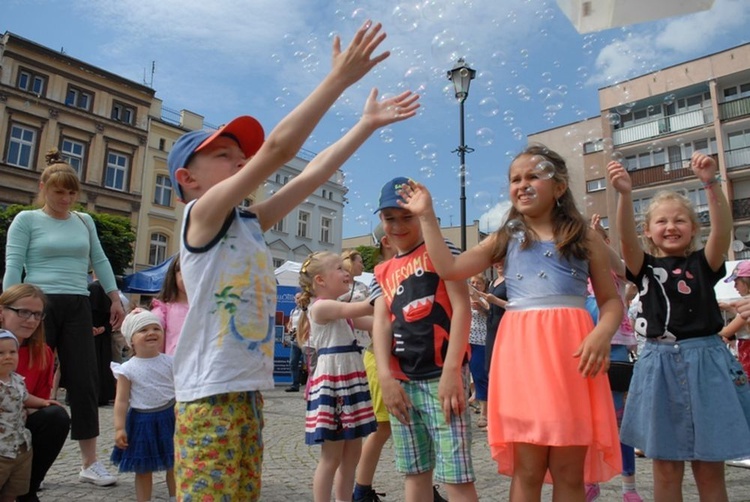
[2,18,750,502]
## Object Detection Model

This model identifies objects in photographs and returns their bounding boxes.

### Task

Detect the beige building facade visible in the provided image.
[0,32,154,225]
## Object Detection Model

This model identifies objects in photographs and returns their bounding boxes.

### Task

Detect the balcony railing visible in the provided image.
[629,154,719,189]
[613,107,713,146]
[720,96,750,121]
[727,146,750,171]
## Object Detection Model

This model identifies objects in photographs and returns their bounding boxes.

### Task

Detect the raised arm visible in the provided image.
[693,152,732,271]
[607,161,644,276]
[400,180,493,280]
[255,89,420,230]
[190,21,391,233]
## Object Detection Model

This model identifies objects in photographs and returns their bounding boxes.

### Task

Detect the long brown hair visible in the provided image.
[491,144,589,263]
[296,251,337,346]
[36,148,81,206]
[0,284,48,369]
[155,255,183,303]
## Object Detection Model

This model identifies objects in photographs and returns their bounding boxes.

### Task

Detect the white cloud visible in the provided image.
[588,0,749,86]
[479,201,512,233]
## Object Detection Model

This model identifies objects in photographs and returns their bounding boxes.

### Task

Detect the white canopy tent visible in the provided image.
[274,260,375,288]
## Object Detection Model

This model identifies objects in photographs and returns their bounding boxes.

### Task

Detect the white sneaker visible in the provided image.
[79,461,117,486]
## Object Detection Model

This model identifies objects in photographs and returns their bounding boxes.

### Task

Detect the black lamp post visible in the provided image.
[447,58,476,251]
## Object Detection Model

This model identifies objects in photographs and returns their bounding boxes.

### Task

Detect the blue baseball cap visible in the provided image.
[0,329,19,347]
[374,177,411,213]
[167,115,264,201]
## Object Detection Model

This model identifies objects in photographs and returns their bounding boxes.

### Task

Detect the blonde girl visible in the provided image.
[400,144,623,501]
[609,152,750,502]
[298,252,377,502]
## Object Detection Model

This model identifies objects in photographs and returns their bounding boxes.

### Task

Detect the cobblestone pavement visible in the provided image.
[39,387,750,501]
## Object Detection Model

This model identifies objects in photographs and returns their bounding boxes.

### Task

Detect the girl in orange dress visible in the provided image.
[400,144,623,501]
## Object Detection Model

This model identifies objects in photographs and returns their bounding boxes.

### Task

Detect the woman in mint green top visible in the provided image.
[3,149,124,487]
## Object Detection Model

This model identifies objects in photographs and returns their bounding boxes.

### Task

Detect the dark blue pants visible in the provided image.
[289,343,303,387]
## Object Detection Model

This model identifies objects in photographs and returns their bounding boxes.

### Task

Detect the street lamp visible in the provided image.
[447,58,476,251]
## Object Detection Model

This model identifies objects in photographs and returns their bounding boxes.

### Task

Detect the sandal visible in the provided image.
[476,416,488,428]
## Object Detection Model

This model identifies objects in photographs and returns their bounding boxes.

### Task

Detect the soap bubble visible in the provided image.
[506,219,526,242]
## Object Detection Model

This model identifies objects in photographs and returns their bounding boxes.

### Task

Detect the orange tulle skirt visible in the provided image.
[487,307,622,483]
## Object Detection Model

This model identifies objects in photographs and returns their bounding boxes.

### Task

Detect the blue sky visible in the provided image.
[4,0,749,238]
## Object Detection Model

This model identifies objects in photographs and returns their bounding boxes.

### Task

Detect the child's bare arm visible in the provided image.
[694,152,732,271]
[113,375,131,449]
[607,161,644,275]
[23,394,59,409]
[189,21,391,243]
[400,181,494,279]
[373,297,411,424]
[720,314,746,338]
[256,88,419,230]
[312,298,373,325]
[575,229,623,377]
[438,279,471,423]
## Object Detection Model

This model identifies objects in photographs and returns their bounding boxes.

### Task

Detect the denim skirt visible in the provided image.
[620,335,750,461]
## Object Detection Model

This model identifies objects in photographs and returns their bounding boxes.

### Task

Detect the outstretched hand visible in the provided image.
[606,161,632,195]
[331,20,390,87]
[362,89,420,129]
[691,152,717,183]
[398,179,434,217]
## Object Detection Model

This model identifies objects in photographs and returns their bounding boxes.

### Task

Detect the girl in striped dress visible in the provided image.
[298,252,377,502]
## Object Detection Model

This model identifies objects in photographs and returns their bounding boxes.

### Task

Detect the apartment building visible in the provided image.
[533,42,750,259]
[0,32,154,225]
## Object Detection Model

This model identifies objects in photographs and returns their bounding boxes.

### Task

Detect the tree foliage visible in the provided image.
[358,244,380,273]
[0,204,135,278]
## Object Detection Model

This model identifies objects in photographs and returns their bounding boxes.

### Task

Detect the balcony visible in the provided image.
[727,146,750,171]
[613,107,713,146]
[720,97,750,121]
[629,154,719,189]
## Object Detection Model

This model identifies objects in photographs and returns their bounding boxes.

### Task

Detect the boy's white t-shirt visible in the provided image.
[174,202,277,402]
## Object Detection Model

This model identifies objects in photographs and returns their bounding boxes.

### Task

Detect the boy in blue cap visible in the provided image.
[370,178,477,502]
[166,21,419,501]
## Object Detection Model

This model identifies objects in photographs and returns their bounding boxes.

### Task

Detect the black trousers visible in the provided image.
[44,294,99,439]
[18,404,71,500]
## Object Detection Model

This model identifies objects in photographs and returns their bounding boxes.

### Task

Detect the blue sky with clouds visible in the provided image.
[4,0,749,237]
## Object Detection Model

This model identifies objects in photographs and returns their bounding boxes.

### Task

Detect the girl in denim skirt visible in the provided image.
[609,152,750,501]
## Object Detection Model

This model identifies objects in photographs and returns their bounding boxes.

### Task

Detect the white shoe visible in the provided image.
[79,461,117,486]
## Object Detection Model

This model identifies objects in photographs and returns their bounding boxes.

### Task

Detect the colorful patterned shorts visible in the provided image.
[390,366,475,484]
[175,391,264,502]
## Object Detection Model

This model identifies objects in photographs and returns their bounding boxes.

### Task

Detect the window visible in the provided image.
[583,140,603,154]
[273,258,285,268]
[17,68,46,96]
[240,197,253,208]
[111,101,136,125]
[586,178,606,192]
[6,124,37,169]
[723,82,750,102]
[322,189,327,199]
[65,86,93,111]
[297,210,310,238]
[158,138,166,151]
[105,151,129,191]
[148,233,168,266]
[272,217,285,233]
[320,216,332,243]
[154,175,172,206]
[61,138,86,177]
[328,192,333,200]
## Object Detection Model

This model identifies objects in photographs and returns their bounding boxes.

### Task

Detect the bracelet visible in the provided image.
[702,175,723,189]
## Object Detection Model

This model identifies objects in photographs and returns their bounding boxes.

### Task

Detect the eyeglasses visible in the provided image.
[3,306,46,321]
